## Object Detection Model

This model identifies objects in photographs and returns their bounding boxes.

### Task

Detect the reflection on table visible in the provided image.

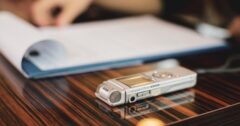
[96,89,195,119]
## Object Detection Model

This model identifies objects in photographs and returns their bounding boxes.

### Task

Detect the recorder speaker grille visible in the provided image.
[110,91,121,103]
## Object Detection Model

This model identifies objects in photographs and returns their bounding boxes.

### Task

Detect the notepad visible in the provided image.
[0,12,226,78]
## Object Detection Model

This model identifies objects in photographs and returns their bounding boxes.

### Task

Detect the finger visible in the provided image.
[56,0,92,26]
[31,0,61,26]
[229,18,240,37]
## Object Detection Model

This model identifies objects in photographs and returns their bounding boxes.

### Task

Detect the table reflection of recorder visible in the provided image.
[96,66,197,106]
[96,90,195,119]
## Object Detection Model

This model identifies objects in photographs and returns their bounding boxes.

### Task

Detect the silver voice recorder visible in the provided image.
[95,66,197,106]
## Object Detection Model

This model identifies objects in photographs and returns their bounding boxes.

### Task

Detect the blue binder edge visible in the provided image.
[22,44,229,79]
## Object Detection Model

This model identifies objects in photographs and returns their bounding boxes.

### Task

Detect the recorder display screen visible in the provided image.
[117,74,153,88]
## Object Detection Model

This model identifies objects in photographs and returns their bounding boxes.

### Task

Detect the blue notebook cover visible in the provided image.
[22,45,227,79]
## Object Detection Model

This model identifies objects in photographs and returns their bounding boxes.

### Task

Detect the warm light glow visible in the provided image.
[137,118,165,126]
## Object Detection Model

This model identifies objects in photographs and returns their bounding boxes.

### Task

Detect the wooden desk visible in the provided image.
[0,49,240,126]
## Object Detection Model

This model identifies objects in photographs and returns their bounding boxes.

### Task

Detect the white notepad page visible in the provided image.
[38,16,224,70]
[0,12,226,77]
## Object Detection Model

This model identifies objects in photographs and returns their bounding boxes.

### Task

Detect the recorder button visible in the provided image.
[137,91,150,97]
[152,72,174,79]
[166,74,174,78]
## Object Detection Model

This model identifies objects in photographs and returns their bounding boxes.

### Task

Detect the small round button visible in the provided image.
[152,72,174,79]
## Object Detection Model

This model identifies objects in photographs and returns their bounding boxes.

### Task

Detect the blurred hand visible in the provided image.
[95,0,161,15]
[0,0,33,22]
[229,16,240,38]
[32,0,93,26]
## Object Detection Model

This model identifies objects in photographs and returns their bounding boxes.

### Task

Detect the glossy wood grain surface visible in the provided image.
[0,49,240,126]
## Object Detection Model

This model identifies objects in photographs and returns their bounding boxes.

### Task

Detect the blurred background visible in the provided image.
[0,0,240,45]
[0,0,239,28]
